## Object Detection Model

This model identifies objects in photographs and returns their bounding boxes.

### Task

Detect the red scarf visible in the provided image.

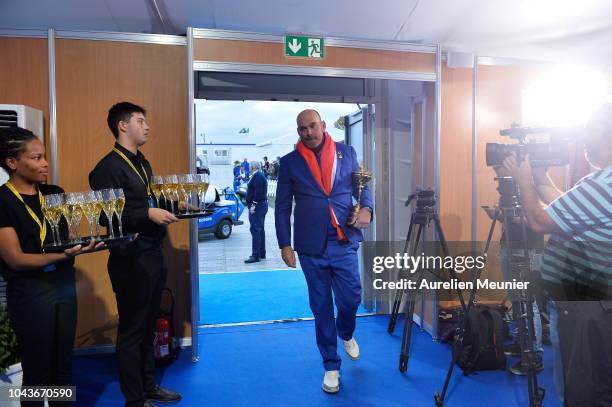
[296,133,346,241]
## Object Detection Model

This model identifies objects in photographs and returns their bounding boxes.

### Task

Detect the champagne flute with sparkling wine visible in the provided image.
[42,194,62,245]
[162,175,179,214]
[93,191,104,240]
[195,173,209,209]
[82,191,99,240]
[112,188,126,237]
[151,175,164,208]
[100,189,117,239]
[63,192,84,243]
[178,174,195,214]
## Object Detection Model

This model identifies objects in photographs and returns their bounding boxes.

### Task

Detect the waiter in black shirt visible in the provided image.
[89,102,181,407]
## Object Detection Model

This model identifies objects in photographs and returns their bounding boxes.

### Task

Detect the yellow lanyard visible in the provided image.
[113,148,151,197]
[5,181,47,247]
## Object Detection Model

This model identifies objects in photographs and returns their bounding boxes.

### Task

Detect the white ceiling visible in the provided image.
[2,0,612,68]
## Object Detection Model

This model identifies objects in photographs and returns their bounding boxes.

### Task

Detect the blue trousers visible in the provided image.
[249,203,267,258]
[298,239,361,371]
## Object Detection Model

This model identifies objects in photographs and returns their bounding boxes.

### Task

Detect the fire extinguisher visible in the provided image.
[154,288,176,365]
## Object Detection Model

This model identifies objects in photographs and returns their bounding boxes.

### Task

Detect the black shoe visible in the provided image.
[509,359,544,375]
[244,256,260,264]
[260,255,266,259]
[504,342,521,357]
[146,385,182,403]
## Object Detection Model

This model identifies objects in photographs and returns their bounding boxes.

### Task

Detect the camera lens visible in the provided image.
[486,143,509,167]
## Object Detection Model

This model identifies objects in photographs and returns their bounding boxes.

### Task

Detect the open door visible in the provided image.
[344,106,376,312]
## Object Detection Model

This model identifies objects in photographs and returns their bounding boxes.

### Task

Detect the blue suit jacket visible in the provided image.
[246,171,268,207]
[275,142,373,256]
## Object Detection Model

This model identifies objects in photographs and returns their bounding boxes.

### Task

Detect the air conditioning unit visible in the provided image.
[0,104,44,185]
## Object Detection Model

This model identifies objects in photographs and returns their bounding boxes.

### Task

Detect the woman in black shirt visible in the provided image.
[0,127,101,406]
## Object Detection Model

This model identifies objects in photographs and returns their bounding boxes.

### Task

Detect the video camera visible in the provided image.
[486,124,572,168]
[405,188,436,209]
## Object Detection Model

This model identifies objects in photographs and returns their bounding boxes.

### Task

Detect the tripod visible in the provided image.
[387,190,468,373]
[434,176,545,407]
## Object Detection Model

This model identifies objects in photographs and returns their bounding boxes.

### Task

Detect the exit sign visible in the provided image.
[284,35,325,59]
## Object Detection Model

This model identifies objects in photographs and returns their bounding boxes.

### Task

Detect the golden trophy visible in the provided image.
[349,161,372,224]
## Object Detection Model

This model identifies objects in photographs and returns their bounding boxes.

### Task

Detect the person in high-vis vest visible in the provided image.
[0,126,102,406]
[275,109,373,394]
[89,102,181,407]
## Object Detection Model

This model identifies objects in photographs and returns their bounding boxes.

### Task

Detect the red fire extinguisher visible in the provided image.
[154,318,171,359]
[154,288,176,365]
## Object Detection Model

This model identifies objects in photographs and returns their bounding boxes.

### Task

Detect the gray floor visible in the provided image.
[198,205,301,273]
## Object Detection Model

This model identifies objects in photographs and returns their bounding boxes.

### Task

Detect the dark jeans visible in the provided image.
[7,271,77,407]
[108,248,167,407]
[249,203,268,258]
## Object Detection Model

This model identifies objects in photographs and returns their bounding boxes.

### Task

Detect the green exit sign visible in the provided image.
[284,35,325,59]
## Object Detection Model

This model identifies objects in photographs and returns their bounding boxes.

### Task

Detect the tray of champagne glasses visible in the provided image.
[150,173,213,220]
[42,188,135,253]
[175,209,215,219]
[43,234,137,253]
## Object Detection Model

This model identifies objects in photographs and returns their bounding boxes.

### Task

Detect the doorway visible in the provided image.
[196,98,374,325]
[192,72,429,331]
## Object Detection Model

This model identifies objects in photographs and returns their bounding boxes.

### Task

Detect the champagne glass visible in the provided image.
[112,188,126,237]
[194,173,209,209]
[60,193,73,242]
[100,189,116,239]
[162,175,178,214]
[72,192,84,242]
[160,175,170,211]
[93,191,104,240]
[42,194,61,245]
[176,175,184,213]
[150,176,164,208]
[62,192,83,243]
[170,175,180,205]
[49,194,64,245]
[54,193,66,244]
[178,174,194,214]
[82,191,98,240]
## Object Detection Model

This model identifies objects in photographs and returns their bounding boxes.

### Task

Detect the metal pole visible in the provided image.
[187,26,200,362]
[471,56,478,242]
[431,43,442,340]
[48,28,58,184]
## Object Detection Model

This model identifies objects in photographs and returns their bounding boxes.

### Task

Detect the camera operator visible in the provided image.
[503,103,612,407]
[485,165,545,376]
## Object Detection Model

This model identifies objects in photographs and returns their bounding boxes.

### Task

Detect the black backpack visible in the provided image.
[454,304,506,375]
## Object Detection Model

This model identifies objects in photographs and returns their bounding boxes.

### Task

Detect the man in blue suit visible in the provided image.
[245,161,268,263]
[275,109,373,394]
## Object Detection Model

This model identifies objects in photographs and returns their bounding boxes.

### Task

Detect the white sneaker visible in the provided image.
[343,337,360,360]
[322,370,340,394]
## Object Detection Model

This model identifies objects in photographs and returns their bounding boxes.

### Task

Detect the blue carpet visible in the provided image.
[199,269,369,324]
[74,315,562,407]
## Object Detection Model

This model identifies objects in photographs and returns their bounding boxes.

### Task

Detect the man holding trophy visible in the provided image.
[275,109,373,394]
